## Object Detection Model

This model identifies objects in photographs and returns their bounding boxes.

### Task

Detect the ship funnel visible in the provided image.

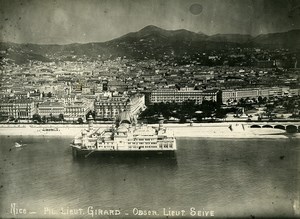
[158,114,164,130]
[87,115,94,131]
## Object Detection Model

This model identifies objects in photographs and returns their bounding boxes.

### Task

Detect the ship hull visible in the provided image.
[71,146,176,159]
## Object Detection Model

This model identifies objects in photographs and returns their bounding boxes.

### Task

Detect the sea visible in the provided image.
[0,136,299,219]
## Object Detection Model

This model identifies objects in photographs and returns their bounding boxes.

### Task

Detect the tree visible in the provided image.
[42,116,47,123]
[49,113,53,121]
[47,92,52,98]
[78,118,84,124]
[266,104,275,118]
[196,114,203,122]
[179,116,186,123]
[59,114,64,121]
[262,97,267,103]
[181,100,196,117]
[238,98,246,107]
[215,108,227,119]
[201,100,215,118]
[258,96,263,104]
[32,114,41,123]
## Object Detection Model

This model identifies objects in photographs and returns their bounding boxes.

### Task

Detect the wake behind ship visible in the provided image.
[70,112,176,158]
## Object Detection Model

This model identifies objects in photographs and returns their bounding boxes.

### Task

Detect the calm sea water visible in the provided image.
[0,136,299,218]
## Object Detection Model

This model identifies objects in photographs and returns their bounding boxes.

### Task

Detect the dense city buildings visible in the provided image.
[0,44,299,122]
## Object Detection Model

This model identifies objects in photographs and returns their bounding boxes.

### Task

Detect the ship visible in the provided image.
[70,112,177,158]
[14,142,23,148]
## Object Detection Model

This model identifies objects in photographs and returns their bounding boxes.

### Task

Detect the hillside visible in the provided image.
[251,29,300,49]
[1,25,299,63]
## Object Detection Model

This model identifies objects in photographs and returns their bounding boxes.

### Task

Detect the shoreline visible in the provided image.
[0,123,299,139]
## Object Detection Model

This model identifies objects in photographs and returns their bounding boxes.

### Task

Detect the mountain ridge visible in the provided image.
[1,25,300,46]
[1,25,300,64]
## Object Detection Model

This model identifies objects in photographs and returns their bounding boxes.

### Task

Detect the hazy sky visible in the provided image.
[1,0,300,44]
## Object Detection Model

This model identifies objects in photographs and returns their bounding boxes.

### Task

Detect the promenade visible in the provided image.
[0,122,299,138]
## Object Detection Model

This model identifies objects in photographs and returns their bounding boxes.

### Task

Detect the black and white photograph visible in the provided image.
[0,0,299,218]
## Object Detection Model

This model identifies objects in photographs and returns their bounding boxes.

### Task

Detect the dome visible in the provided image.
[118,111,132,124]
[117,127,127,132]
[117,125,128,133]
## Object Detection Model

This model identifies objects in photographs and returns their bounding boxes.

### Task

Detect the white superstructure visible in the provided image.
[70,113,176,154]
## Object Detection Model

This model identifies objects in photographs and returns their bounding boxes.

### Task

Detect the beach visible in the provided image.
[0,123,299,138]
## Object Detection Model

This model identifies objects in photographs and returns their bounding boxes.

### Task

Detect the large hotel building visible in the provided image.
[0,100,36,119]
[94,94,145,120]
[150,89,221,104]
[221,87,300,103]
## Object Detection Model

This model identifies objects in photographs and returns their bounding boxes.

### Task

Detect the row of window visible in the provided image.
[0,108,34,111]
[128,146,158,149]
[128,142,157,145]
[39,110,64,113]
[159,144,173,148]
[65,113,85,116]
[95,103,127,106]
[99,112,120,114]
